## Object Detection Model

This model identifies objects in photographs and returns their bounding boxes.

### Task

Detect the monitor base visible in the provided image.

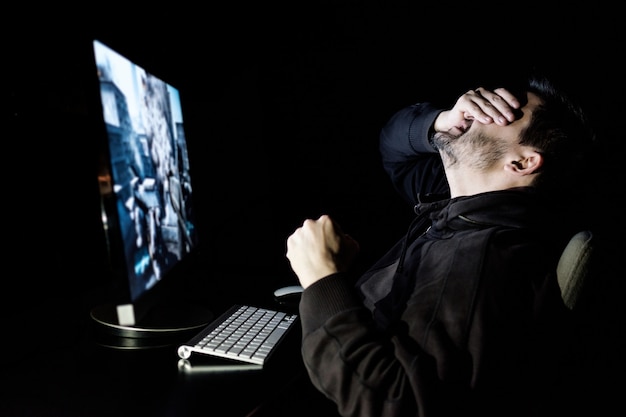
[90,302,213,348]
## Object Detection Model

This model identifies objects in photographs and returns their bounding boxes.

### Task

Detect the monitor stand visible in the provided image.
[90,302,213,349]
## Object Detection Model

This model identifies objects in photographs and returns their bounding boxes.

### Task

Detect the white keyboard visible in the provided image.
[177,305,298,366]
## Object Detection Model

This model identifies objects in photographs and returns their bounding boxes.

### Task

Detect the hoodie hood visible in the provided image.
[420,187,542,237]
[360,187,548,330]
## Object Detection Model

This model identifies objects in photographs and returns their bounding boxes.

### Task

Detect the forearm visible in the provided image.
[379,102,441,159]
[299,274,418,416]
[379,103,448,204]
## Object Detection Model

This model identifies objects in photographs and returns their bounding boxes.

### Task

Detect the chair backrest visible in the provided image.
[557,230,594,310]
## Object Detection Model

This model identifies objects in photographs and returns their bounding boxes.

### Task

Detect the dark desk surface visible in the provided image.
[2,274,624,417]
[1,305,339,417]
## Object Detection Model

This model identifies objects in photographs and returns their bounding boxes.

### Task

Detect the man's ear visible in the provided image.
[504,150,544,176]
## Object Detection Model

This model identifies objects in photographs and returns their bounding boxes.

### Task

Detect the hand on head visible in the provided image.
[433,87,522,137]
[286,215,360,289]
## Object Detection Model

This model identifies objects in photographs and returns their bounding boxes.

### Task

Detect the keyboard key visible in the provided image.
[177,305,298,366]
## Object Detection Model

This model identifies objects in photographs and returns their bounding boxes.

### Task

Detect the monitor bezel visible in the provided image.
[89,38,210,338]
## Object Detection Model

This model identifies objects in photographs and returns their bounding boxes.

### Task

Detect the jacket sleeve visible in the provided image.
[298,241,577,417]
[299,273,440,417]
[379,102,449,205]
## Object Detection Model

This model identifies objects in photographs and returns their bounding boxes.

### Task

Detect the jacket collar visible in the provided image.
[416,187,542,232]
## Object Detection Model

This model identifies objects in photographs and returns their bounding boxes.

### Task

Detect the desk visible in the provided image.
[1,309,339,417]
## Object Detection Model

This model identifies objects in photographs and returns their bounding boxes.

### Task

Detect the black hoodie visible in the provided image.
[298,103,580,417]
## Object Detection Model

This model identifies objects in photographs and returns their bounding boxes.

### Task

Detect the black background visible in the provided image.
[3,1,624,398]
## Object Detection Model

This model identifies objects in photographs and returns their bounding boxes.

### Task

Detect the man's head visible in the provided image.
[433,74,594,198]
[519,74,594,195]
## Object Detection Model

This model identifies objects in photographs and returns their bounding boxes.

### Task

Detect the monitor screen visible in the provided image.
[91,40,209,337]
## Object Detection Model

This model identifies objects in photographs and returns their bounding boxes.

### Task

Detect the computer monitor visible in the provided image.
[89,39,212,341]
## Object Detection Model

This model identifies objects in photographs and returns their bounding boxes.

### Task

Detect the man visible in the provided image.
[285,74,594,416]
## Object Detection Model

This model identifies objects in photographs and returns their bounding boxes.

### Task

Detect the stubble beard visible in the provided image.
[432,130,507,171]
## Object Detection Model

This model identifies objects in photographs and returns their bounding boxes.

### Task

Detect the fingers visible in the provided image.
[286,215,360,288]
[434,85,525,135]
[286,215,339,263]
[287,216,358,263]
[470,87,521,126]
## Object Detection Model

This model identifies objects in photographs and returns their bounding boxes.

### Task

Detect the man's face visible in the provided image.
[432,92,540,172]
[432,128,508,170]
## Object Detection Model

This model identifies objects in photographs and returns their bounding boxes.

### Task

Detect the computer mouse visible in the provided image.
[273,285,304,303]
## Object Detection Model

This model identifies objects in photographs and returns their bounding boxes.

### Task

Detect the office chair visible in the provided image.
[556,230,594,310]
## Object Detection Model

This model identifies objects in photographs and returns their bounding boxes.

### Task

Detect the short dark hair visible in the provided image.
[518,73,596,196]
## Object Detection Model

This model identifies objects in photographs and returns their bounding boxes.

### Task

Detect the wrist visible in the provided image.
[432,110,449,133]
